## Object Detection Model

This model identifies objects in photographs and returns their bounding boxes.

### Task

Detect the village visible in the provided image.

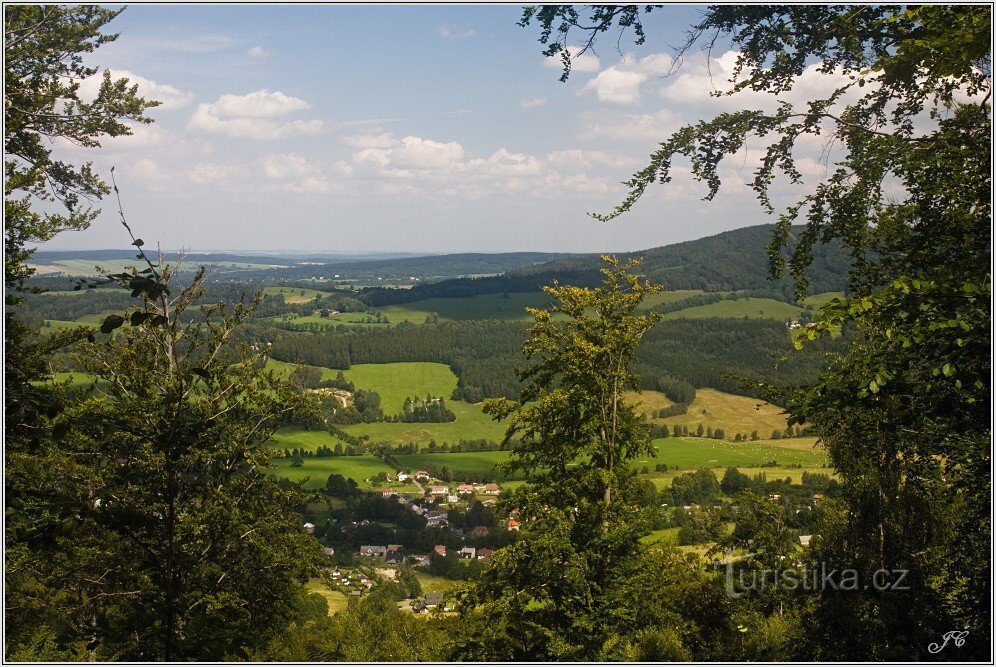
[307,469,519,614]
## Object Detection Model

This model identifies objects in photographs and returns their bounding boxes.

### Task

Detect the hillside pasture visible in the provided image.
[661,297,801,321]
[269,452,395,489]
[638,436,827,470]
[262,286,327,303]
[341,400,508,445]
[656,388,791,438]
[343,362,458,414]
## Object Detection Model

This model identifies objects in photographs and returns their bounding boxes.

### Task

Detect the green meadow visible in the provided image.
[341,400,508,444]
[660,297,802,321]
[269,453,395,488]
[641,436,827,469]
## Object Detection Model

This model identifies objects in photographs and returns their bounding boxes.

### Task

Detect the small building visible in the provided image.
[457,484,475,494]
[476,548,494,561]
[430,485,449,496]
[812,493,824,502]
[359,545,388,559]
[799,535,813,546]
[484,483,500,495]
[303,522,316,534]
[458,546,476,560]
[447,494,459,503]
[506,519,520,532]
[397,472,411,482]
[424,592,443,608]
[433,545,447,557]
[322,547,335,557]
[426,510,449,527]
[382,487,396,498]
[415,470,431,481]
[410,554,429,567]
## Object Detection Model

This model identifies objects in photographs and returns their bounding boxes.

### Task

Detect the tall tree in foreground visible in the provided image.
[522,5,991,659]
[458,257,666,659]
[7,233,322,659]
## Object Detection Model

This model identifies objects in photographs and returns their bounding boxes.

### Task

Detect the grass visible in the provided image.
[639,528,680,547]
[393,450,513,478]
[637,290,710,311]
[414,572,471,596]
[803,291,845,309]
[41,319,94,335]
[656,388,791,438]
[641,436,827,469]
[341,400,508,445]
[343,362,458,414]
[262,286,328,303]
[660,297,801,321]
[269,451,395,489]
[305,578,350,615]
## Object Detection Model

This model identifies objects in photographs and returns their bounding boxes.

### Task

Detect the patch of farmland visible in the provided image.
[660,297,801,321]
[657,388,791,438]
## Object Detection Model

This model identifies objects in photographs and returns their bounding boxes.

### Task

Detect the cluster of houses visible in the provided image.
[358,542,495,564]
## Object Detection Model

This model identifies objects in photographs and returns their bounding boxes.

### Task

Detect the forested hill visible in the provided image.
[359,225,851,306]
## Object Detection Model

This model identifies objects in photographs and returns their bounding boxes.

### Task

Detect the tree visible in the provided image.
[8,246,323,660]
[461,257,662,659]
[522,5,990,659]
[4,5,157,292]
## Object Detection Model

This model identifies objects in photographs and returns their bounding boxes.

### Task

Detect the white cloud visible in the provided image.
[188,90,324,140]
[391,136,464,170]
[247,46,271,58]
[544,46,601,73]
[261,153,312,180]
[343,131,395,149]
[581,53,675,105]
[546,149,638,171]
[438,25,476,39]
[207,90,311,119]
[521,97,547,109]
[77,69,195,110]
[579,107,684,142]
[185,161,251,186]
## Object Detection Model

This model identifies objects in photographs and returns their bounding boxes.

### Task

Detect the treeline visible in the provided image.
[259,318,842,405]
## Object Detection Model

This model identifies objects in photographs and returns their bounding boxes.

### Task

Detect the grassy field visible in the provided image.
[803,291,845,309]
[639,436,827,470]
[269,451,395,488]
[637,290,710,311]
[655,388,791,438]
[305,578,350,615]
[393,450,513,477]
[343,362,458,414]
[414,572,471,596]
[341,400,508,445]
[639,528,680,547]
[262,286,327,303]
[660,297,801,321]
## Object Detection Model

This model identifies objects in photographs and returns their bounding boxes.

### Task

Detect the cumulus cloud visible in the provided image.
[544,46,601,73]
[521,97,548,109]
[579,107,684,143]
[188,90,325,140]
[581,53,675,105]
[343,131,395,149]
[438,25,476,39]
[247,46,271,58]
[77,69,195,110]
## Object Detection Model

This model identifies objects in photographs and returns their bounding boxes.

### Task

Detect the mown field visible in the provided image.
[644,387,792,437]
[269,452,396,489]
[393,450,513,478]
[659,297,801,321]
[341,401,509,445]
[262,286,327,303]
[343,362,458,414]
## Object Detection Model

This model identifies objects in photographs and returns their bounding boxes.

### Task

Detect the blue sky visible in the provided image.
[44,4,844,254]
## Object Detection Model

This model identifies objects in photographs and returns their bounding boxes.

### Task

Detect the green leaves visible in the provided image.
[99,314,124,334]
